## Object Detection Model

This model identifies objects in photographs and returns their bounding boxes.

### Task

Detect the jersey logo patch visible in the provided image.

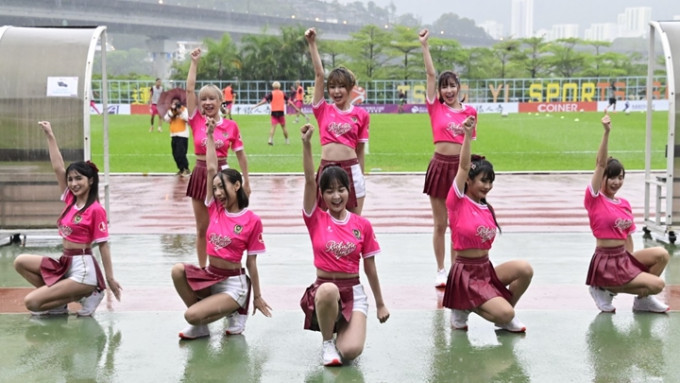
[73,214,82,224]
[234,224,243,234]
[353,229,361,239]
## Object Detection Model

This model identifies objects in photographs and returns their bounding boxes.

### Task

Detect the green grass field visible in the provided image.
[90,111,667,174]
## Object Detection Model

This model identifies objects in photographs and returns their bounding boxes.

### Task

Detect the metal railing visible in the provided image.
[91,75,668,105]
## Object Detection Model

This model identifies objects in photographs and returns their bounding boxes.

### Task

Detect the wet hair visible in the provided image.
[58,161,100,221]
[437,70,461,104]
[466,154,501,233]
[326,67,356,92]
[198,85,223,103]
[604,157,625,179]
[319,165,350,193]
[214,168,249,209]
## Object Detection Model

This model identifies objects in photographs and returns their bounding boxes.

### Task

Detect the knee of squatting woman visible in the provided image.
[14,121,122,317]
[441,117,533,333]
[171,117,271,340]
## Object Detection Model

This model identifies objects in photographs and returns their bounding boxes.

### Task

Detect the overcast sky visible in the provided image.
[369,0,680,31]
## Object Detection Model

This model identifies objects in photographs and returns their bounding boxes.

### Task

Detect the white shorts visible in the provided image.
[350,164,366,199]
[352,284,369,315]
[65,255,98,286]
[210,274,249,307]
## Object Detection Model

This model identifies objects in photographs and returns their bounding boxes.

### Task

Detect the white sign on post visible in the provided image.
[46,76,79,97]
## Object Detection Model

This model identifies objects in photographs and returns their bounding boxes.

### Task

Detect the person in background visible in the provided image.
[585,110,669,314]
[299,123,389,366]
[171,117,270,340]
[253,81,302,145]
[14,121,122,317]
[442,118,532,333]
[164,96,191,176]
[221,83,235,120]
[305,27,370,215]
[293,80,309,123]
[420,28,479,287]
[185,47,251,269]
[149,78,163,132]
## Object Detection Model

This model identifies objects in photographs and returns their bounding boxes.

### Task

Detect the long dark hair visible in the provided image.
[466,154,501,233]
[437,70,461,104]
[319,165,350,193]
[58,161,100,222]
[215,168,249,209]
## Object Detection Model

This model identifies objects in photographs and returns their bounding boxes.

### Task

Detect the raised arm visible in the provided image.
[305,28,325,105]
[453,116,476,194]
[419,29,437,102]
[38,121,67,192]
[301,124,317,214]
[591,111,611,193]
[186,48,201,117]
[205,117,218,202]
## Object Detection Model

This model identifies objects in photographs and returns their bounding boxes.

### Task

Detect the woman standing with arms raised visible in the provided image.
[419,29,478,287]
[305,27,370,215]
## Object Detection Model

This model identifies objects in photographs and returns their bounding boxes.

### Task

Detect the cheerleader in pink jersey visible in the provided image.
[185,48,251,269]
[171,118,271,340]
[14,121,122,317]
[299,124,389,366]
[419,29,478,288]
[585,111,669,313]
[442,119,532,333]
[305,28,369,215]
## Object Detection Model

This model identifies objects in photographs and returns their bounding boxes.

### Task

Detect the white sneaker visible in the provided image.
[322,339,342,366]
[76,291,104,316]
[285,138,290,145]
[30,304,69,316]
[179,324,210,340]
[451,309,470,330]
[225,313,248,335]
[435,268,447,288]
[495,317,526,333]
[589,286,616,313]
[633,295,669,313]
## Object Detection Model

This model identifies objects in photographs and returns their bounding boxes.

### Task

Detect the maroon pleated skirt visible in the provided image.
[442,255,513,310]
[317,158,359,210]
[586,245,648,287]
[423,152,460,199]
[300,277,360,332]
[184,264,249,314]
[186,159,227,201]
[40,248,106,291]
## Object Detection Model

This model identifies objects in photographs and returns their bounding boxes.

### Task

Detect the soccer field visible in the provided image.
[90,111,667,174]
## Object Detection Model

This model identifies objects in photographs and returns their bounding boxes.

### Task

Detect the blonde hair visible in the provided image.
[198,85,223,102]
[272,81,281,89]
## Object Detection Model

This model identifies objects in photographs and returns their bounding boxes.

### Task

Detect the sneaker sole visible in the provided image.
[495,327,526,333]
[323,359,342,367]
[633,307,669,313]
[451,325,468,331]
[179,333,209,340]
[225,329,244,335]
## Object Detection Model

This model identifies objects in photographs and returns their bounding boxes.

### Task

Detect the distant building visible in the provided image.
[584,23,618,42]
[617,7,651,38]
[547,24,579,41]
[511,0,533,38]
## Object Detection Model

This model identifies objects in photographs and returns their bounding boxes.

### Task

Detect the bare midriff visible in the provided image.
[316,268,360,280]
[208,256,242,270]
[454,248,489,259]
[434,141,462,156]
[321,143,357,162]
[596,238,626,248]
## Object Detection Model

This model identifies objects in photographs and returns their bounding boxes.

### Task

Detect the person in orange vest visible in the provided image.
[291,80,309,123]
[253,81,301,145]
[221,83,235,120]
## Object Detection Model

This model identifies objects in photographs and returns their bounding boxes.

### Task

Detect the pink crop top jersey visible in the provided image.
[312,100,370,150]
[303,206,380,274]
[205,199,266,262]
[57,189,109,244]
[446,183,497,251]
[189,111,244,157]
[426,96,477,144]
[584,185,635,239]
